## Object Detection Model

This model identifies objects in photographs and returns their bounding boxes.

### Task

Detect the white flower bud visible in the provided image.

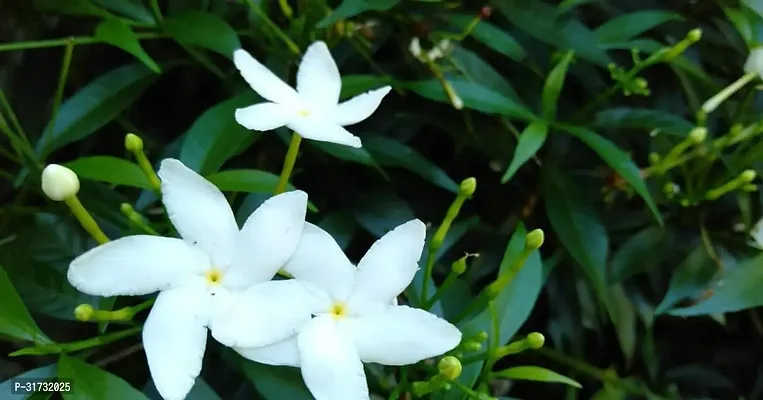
[409,37,422,58]
[744,47,763,78]
[41,164,80,201]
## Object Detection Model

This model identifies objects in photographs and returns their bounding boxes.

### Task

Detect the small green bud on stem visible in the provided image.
[438,356,462,380]
[124,133,143,152]
[494,332,546,359]
[706,169,758,200]
[74,304,94,321]
[125,133,161,192]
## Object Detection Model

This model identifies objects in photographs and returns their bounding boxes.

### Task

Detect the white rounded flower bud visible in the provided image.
[41,164,80,201]
[744,47,763,78]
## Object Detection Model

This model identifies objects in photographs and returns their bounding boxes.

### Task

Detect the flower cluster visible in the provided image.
[56,40,462,400]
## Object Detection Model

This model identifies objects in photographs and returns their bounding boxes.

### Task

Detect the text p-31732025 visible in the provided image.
[11,378,72,395]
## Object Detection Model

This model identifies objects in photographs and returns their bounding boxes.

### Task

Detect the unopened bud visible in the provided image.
[463,341,482,352]
[438,356,462,380]
[686,28,702,42]
[459,177,477,197]
[634,78,648,89]
[409,37,422,58]
[124,133,143,152]
[120,203,134,215]
[741,169,757,183]
[527,332,545,349]
[649,153,661,164]
[41,164,80,201]
[688,127,707,143]
[74,304,94,321]
[475,331,489,342]
[743,184,758,192]
[525,229,544,250]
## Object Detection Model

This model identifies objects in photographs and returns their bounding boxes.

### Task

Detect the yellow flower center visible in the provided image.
[205,268,223,286]
[330,302,347,319]
[297,109,310,117]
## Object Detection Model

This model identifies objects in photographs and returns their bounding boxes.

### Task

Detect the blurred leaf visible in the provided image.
[364,136,459,193]
[501,121,548,183]
[242,362,312,400]
[164,11,242,58]
[491,0,612,66]
[608,284,637,364]
[94,19,160,73]
[58,355,148,399]
[560,125,661,222]
[443,14,527,61]
[448,46,522,103]
[340,75,394,100]
[92,0,155,25]
[0,266,51,344]
[594,108,694,137]
[742,0,763,22]
[65,156,152,189]
[494,366,582,388]
[541,50,575,121]
[353,190,414,238]
[610,226,672,282]
[655,246,716,314]
[318,212,356,250]
[36,64,159,157]
[317,0,401,28]
[33,0,108,16]
[179,92,260,175]
[594,11,681,44]
[407,79,535,120]
[668,253,763,316]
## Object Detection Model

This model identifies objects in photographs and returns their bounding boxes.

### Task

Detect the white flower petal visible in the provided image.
[233,49,301,106]
[158,159,239,267]
[68,236,207,297]
[284,222,355,301]
[143,283,211,400]
[298,315,369,400]
[236,335,301,367]
[296,41,341,112]
[225,190,308,289]
[349,219,426,306]
[344,305,462,365]
[235,102,291,131]
[286,118,361,148]
[333,86,392,126]
[210,279,325,348]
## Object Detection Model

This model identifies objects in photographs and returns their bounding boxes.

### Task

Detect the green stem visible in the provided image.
[450,381,482,399]
[40,39,74,160]
[149,0,163,23]
[0,32,166,52]
[423,271,458,310]
[387,367,408,400]
[9,327,142,356]
[275,133,302,194]
[65,195,110,245]
[134,151,161,191]
[701,72,757,113]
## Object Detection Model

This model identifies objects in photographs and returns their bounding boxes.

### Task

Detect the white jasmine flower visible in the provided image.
[41,164,80,201]
[217,220,462,400]
[67,158,313,400]
[232,41,392,148]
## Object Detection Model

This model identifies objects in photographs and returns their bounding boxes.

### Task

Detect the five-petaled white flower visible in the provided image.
[232,41,392,148]
[67,158,312,400]
[214,219,463,400]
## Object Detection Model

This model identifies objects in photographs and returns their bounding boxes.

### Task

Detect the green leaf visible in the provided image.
[205,170,318,212]
[743,0,763,21]
[36,64,159,157]
[610,226,673,282]
[0,265,51,344]
[164,11,241,58]
[448,46,522,103]
[310,141,386,177]
[655,246,717,314]
[541,51,575,121]
[179,92,260,175]
[242,362,312,400]
[92,0,155,25]
[0,364,57,394]
[363,136,459,193]
[353,190,414,238]
[594,11,681,44]
[58,355,148,400]
[668,254,763,316]
[494,366,582,388]
[318,212,356,250]
[94,19,160,73]
[501,122,548,183]
[64,156,152,189]
[406,79,535,120]
[317,0,401,28]
[340,75,394,100]
[594,108,694,137]
[560,125,661,222]
[443,14,526,61]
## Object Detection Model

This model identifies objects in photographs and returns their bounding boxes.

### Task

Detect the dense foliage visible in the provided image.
[2,0,763,399]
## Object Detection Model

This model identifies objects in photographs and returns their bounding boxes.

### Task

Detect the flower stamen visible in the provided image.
[330,302,347,319]
[297,109,310,117]
[205,268,223,286]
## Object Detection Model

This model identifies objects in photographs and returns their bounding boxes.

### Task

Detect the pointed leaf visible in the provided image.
[205,169,318,212]
[494,366,582,388]
[317,0,402,28]
[541,51,575,121]
[164,11,241,58]
[407,79,535,120]
[95,19,160,73]
[65,156,152,189]
[0,266,51,344]
[443,14,526,61]
[594,11,681,44]
[58,355,148,400]
[501,122,548,183]
[594,108,694,137]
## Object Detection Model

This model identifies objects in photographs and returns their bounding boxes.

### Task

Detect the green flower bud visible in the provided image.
[438,356,462,381]
[120,203,134,215]
[459,177,477,197]
[525,229,544,250]
[527,332,545,349]
[463,341,482,352]
[74,304,94,321]
[124,133,143,152]
[743,184,758,192]
[741,169,757,183]
[688,127,707,143]
[475,331,489,342]
[686,28,702,42]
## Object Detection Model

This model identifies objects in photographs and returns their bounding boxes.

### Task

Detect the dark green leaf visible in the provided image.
[448,46,522,103]
[0,364,57,395]
[92,0,155,25]
[164,11,241,58]
[0,266,51,344]
[94,19,160,73]
[309,141,386,177]
[58,355,148,400]
[317,0,402,28]
[541,51,575,121]
[242,362,312,400]
[560,125,661,222]
[364,136,459,193]
[353,190,414,238]
[65,156,152,189]
[668,254,763,316]
[318,212,356,250]
[594,108,694,137]
[340,75,394,100]
[205,170,318,212]
[655,246,718,314]
[179,92,260,175]
[594,11,681,44]
[443,14,526,61]
[494,366,582,388]
[36,64,159,156]
[610,226,673,282]
[501,122,548,183]
[406,79,535,120]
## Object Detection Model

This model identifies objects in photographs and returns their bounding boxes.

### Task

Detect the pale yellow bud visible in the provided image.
[41,164,80,201]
